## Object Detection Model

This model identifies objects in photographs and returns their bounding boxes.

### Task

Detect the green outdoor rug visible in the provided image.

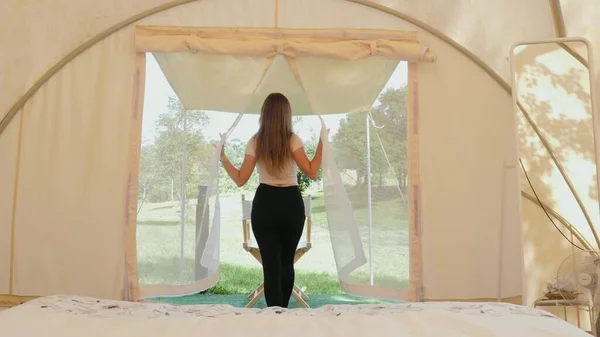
[151,293,398,309]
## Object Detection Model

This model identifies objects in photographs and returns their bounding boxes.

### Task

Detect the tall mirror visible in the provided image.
[511,38,599,335]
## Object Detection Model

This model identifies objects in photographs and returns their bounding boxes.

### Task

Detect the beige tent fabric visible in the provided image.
[292,56,400,113]
[516,42,598,247]
[144,26,432,114]
[369,0,556,81]
[563,0,600,110]
[563,0,600,238]
[0,0,161,123]
[514,41,599,308]
[0,112,20,295]
[1,0,598,306]
[415,33,522,300]
[152,52,275,112]
[3,3,510,298]
[280,1,527,299]
[280,1,523,298]
[0,0,265,124]
[278,0,416,31]
[153,51,401,114]
[0,0,555,124]
[562,0,600,249]
[3,0,273,301]
[136,27,435,62]
[10,28,135,299]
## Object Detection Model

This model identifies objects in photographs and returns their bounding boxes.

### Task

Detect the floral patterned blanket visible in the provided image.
[21,294,554,319]
[0,294,589,337]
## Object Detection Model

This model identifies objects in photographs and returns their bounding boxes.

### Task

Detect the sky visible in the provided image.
[141,54,408,145]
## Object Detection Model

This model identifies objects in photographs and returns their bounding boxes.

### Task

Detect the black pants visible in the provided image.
[251,183,305,308]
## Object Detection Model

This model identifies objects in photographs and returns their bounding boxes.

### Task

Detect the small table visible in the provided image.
[533,298,595,332]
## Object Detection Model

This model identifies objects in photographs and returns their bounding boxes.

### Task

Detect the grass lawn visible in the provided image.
[136,184,409,297]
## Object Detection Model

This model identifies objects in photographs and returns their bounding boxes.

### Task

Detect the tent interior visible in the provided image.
[1,0,600,336]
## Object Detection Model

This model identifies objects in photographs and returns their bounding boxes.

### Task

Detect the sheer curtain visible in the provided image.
[139,53,273,298]
[293,56,409,299]
[133,27,432,300]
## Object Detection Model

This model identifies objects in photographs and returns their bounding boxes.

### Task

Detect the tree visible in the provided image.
[223,138,247,167]
[293,117,322,193]
[332,86,408,188]
[219,138,260,193]
[138,143,161,207]
[332,111,387,187]
[140,96,209,202]
[371,86,409,188]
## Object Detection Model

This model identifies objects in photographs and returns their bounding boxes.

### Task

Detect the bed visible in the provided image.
[0,294,590,336]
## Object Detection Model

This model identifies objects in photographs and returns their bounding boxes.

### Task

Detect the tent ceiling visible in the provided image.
[153,52,399,115]
[368,0,555,80]
[0,0,560,123]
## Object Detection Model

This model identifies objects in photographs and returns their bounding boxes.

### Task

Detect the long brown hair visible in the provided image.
[255,93,293,177]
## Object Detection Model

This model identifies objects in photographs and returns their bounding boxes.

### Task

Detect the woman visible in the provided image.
[219,92,324,308]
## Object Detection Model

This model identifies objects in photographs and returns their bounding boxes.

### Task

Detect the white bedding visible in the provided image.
[0,294,590,336]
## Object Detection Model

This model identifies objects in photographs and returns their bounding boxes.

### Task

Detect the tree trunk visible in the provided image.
[171,178,175,201]
[397,171,407,189]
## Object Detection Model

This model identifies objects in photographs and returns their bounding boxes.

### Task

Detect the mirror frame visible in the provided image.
[510,37,598,172]
[509,37,599,300]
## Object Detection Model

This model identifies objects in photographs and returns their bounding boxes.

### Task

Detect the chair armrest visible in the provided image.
[303,194,312,244]
[241,194,250,244]
[243,220,250,244]
[306,217,312,245]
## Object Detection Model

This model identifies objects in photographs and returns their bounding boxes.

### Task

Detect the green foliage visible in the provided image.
[138,96,324,205]
[296,173,312,194]
[209,263,342,295]
[332,86,408,189]
[218,138,259,194]
[218,136,322,195]
[206,284,231,295]
[297,139,322,193]
[372,86,409,188]
[139,96,210,203]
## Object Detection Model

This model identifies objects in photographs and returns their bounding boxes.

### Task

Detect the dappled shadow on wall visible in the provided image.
[513,40,599,303]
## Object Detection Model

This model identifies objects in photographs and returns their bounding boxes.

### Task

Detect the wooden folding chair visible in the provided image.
[241,193,312,308]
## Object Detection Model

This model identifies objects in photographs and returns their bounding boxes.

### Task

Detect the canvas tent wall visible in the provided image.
[0,0,598,309]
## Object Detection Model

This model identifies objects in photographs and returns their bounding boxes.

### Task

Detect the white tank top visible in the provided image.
[245,134,304,186]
